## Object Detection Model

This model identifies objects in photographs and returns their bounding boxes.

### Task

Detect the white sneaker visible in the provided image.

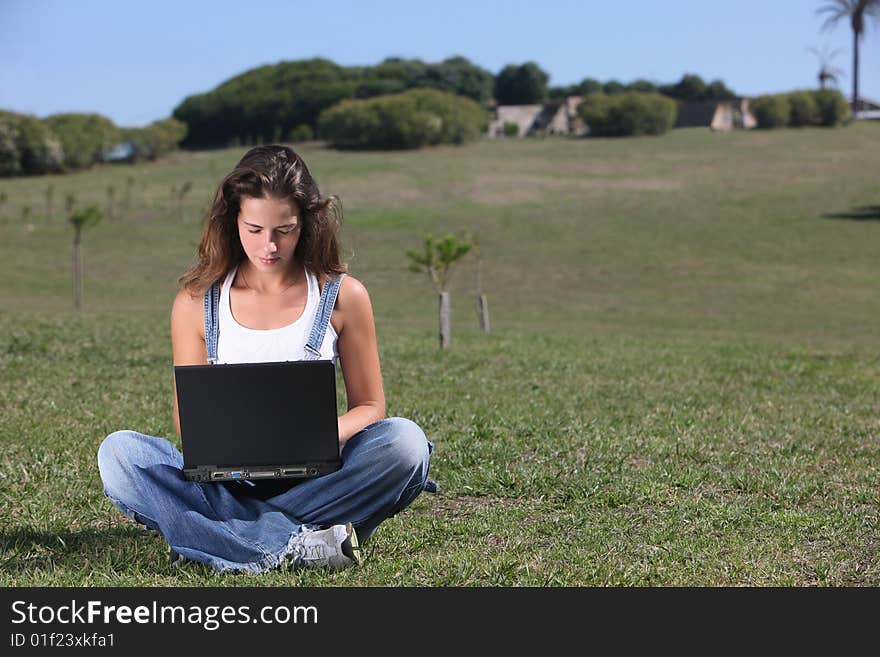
[289,522,362,570]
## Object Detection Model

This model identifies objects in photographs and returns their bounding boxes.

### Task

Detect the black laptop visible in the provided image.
[174,360,342,483]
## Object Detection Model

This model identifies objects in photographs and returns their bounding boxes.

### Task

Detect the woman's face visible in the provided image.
[236,195,302,273]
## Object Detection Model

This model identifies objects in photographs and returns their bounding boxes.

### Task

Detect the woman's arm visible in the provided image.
[170,287,209,438]
[332,275,386,447]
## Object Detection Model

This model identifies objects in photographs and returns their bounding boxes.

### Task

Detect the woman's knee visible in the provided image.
[97,430,172,493]
[380,417,431,475]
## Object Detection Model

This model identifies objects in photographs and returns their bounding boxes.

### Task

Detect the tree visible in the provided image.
[406,234,471,349]
[175,181,192,221]
[661,73,707,102]
[495,62,550,105]
[817,0,880,110]
[45,183,54,222]
[68,205,102,310]
[124,175,135,210]
[106,185,116,222]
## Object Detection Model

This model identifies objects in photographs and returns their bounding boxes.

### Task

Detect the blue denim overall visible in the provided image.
[98,273,435,573]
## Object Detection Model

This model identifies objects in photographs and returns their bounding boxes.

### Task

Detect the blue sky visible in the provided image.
[2,0,878,127]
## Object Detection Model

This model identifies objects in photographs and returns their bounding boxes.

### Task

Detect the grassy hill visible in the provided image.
[1,124,879,585]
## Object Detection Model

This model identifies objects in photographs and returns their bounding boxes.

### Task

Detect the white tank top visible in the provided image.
[215,264,338,364]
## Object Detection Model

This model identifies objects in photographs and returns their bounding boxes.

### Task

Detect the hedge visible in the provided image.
[577,91,678,137]
[318,88,488,150]
[752,90,849,129]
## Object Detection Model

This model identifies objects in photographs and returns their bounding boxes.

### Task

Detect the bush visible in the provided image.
[0,117,22,176]
[787,91,819,127]
[44,113,120,170]
[752,94,791,129]
[287,124,314,142]
[122,118,187,161]
[318,88,487,150]
[578,92,677,137]
[0,111,64,176]
[503,121,519,137]
[812,89,850,126]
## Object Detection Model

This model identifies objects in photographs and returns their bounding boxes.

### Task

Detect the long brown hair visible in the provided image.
[178,145,346,295]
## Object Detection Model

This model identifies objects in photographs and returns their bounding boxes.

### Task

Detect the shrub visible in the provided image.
[287,124,314,142]
[812,89,850,127]
[0,117,22,177]
[787,91,819,127]
[122,118,187,161]
[0,112,65,176]
[44,113,119,170]
[503,121,519,137]
[578,92,677,137]
[752,94,791,129]
[318,88,487,150]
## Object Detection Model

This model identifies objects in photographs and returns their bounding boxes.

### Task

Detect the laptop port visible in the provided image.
[248,471,277,478]
[211,472,225,480]
[282,467,307,476]
[229,471,243,479]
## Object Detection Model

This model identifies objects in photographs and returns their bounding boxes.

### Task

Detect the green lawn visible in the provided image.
[1,124,878,585]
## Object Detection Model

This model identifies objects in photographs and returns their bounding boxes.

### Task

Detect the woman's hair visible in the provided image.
[178,145,346,294]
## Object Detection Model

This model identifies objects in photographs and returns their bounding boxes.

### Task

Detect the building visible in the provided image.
[490,95,756,136]
[674,98,756,131]
[853,97,880,120]
[488,96,586,138]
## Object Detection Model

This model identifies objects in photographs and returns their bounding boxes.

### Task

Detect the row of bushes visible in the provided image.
[577,92,678,137]
[317,88,488,149]
[173,57,496,148]
[0,111,187,177]
[751,89,850,128]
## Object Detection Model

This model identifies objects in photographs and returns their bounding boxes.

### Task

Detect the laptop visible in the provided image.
[174,360,342,483]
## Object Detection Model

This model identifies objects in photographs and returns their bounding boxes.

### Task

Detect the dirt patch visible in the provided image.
[323,173,433,209]
[430,495,514,518]
[466,173,681,205]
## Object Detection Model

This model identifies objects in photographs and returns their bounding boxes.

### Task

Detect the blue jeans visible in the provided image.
[97,417,433,573]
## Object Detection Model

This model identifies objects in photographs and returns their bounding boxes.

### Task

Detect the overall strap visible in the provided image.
[303,273,346,361]
[203,280,221,364]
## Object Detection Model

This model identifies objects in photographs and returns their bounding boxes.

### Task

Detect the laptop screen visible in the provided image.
[175,360,340,468]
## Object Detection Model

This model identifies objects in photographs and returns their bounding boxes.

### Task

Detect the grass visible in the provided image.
[1,124,879,585]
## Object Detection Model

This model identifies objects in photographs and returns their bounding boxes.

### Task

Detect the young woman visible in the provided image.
[97,145,434,573]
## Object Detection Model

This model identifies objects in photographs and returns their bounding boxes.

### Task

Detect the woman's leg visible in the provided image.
[268,417,433,542]
[97,430,306,573]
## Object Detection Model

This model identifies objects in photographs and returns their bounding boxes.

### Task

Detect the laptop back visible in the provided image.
[174,360,341,483]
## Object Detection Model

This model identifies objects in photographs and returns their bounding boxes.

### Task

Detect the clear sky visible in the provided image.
[2,0,879,127]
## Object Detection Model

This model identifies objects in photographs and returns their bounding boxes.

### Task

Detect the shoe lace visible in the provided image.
[301,543,330,561]
[288,531,334,566]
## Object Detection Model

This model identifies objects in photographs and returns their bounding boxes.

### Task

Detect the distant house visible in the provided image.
[853,97,880,120]
[674,98,756,131]
[488,96,586,138]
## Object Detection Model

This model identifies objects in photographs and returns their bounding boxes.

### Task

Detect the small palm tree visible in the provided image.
[809,45,845,89]
[817,0,880,110]
[406,234,471,349]
[68,205,102,310]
